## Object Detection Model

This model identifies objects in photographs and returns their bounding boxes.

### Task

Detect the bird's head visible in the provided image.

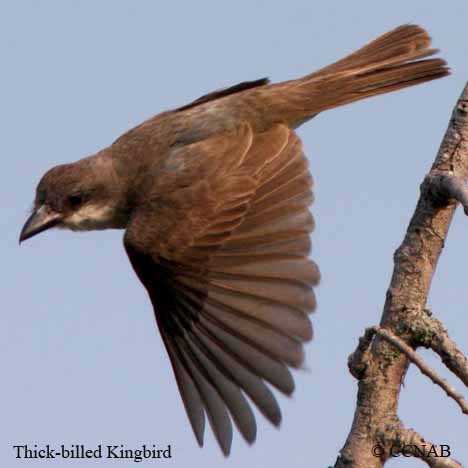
[20,157,127,243]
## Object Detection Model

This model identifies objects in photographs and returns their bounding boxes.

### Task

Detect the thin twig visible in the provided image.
[372,326,468,415]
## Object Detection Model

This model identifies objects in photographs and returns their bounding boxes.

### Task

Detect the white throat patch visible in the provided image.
[64,203,117,231]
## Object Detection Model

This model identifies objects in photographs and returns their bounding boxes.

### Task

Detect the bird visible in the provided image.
[20,25,448,456]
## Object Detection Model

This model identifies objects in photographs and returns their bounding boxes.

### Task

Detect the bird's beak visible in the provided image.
[19,205,62,243]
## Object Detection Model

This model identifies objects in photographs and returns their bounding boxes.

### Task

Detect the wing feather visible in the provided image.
[124,123,319,454]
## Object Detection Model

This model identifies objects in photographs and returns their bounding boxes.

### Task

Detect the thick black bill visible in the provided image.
[19,206,61,243]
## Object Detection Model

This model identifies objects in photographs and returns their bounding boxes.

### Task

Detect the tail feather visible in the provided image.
[257,24,449,128]
[306,24,439,78]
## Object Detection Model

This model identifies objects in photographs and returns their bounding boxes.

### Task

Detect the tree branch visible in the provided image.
[372,326,468,415]
[426,173,468,215]
[403,312,468,388]
[393,426,463,468]
[334,83,468,468]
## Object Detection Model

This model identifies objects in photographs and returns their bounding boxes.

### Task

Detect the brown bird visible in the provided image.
[20,25,448,455]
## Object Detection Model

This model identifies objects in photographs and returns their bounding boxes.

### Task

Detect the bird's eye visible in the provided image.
[36,190,46,204]
[68,194,84,208]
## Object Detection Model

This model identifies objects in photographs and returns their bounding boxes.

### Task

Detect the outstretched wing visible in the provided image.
[124,122,319,455]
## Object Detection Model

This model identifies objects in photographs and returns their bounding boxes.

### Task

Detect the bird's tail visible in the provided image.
[261,25,449,127]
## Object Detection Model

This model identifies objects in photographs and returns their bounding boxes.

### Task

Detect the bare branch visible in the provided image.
[426,172,468,215]
[348,327,375,379]
[393,426,463,468]
[334,83,468,468]
[372,326,468,415]
[406,313,468,388]
[428,318,468,388]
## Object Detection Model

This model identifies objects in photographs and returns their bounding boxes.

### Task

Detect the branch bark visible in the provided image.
[404,313,468,388]
[335,83,468,467]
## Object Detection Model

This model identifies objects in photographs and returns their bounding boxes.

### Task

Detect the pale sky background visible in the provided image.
[2,1,468,467]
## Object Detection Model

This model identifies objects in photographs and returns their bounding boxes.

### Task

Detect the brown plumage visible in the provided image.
[20,25,449,455]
